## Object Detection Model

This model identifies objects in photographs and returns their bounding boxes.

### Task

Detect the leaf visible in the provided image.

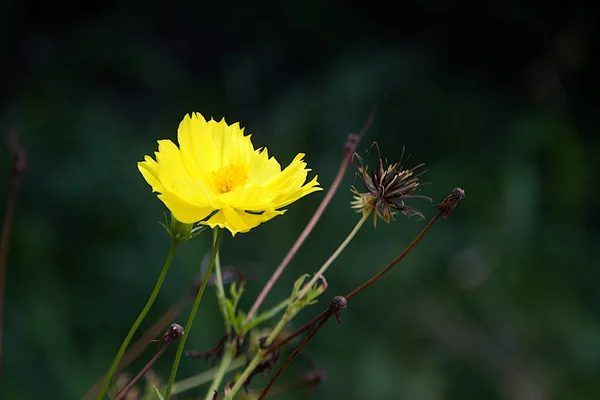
[153,386,165,400]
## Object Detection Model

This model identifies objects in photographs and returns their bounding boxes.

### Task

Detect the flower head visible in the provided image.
[138,113,322,235]
[351,148,429,225]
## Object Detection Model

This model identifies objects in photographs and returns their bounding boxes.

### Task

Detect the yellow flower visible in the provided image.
[138,113,322,235]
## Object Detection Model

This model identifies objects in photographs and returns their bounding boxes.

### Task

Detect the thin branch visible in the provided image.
[115,324,183,400]
[115,344,169,400]
[259,188,465,396]
[83,294,191,400]
[246,369,326,398]
[0,131,27,381]
[258,314,332,399]
[245,108,377,321]
[345,212,441,301]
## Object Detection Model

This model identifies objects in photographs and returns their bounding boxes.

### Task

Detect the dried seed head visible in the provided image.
[351,146,430,226]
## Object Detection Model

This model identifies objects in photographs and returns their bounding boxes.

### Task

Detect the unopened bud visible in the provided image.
[169,214,193,243]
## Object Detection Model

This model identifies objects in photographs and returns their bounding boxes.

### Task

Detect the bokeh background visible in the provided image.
[1,1,599,399]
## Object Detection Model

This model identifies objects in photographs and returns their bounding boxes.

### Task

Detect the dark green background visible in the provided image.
[1,1,599,399]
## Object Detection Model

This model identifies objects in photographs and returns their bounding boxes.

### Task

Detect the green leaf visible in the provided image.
[153,386,165,400]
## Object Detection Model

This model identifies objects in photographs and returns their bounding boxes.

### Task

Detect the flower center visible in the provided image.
[212,164,248,194]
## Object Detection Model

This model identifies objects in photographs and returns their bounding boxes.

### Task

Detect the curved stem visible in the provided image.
[164,228,224,398]
[115,342,170,400]
[204,341,235,400]
[258,314,332,399]
[229,213,370,398]
[345,211,442,301]
[245,120,371,321]
[171,355,245,395]
[213,239,231,335]
[96,241,179,400]
[229,309,292,397]
[296,212,370,300]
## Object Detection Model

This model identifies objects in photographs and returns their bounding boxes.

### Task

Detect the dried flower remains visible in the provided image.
[351,146,430,225]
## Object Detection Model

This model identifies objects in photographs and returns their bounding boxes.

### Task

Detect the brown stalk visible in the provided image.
[259,188,464,397]
[115,343,169,400]
[247,368,326,398]
[245,108,377,321]
[0,131,27,381]
[115,323,183,400]
[257,317,330,400]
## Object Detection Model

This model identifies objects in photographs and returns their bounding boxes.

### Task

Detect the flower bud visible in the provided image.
[169,214,193,243]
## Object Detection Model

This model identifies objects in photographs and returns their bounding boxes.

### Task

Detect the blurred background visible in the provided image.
[1,1,599,399]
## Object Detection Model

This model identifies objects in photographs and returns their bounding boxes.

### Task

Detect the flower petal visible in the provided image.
[272,174,322,209]
[264,154,323,208]
[178,113,219,179]
[248,148,282,183]
[208,118,254,167]
[202,206,285,236]
[158,191,214,224]
[138,155,162,192]
[218,184,272,210]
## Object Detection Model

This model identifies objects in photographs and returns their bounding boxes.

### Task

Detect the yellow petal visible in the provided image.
[208,118,254,167]
[248,148,282,183]
[154,139,192,188]
[202,206,285,236]
[272,174,322,209]
[177,113,219,178]
[138,156,162,192]
[218,184,272,210]
[263,153,308,194]
[158,191,213,224]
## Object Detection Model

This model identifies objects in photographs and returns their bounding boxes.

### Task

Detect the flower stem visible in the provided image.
[229,311,291,397]
[245,114,373,321]
[212,235,231,335]
[171,355,245,395]
[296,212,370,300]
[0,131,26,381]
[164,228,224,398]
[83,292,192,400]
[96,241,179,400]
[258,313,332,400]
[267,188,465,356]
[229,212,370,398]
[204,341,235,400]
[115,342,171,400]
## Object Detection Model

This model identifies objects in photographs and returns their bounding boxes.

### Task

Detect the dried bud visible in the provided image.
[329,296,347,324]
[165,323,184,342]
[436,187,465,218]
[330,296,347,312]
[152,323,184,345]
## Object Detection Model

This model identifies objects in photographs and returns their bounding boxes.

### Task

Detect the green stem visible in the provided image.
[296,212,370,300]
[245,298,289,331]
[230,212,370,398]
[205,341,235,400]
[171,355,246,395]
[213,235,231,335]
[229,351,263,396]
[229,310,292,397]
[265,309,293,344]
[164,227,224,399]
[96,241,179,400]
